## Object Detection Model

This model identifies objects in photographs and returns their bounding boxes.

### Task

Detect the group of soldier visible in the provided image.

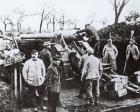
[76,24,140,75]
[22,44,61,112]
[76,24,140,106]
[22,24,140,111]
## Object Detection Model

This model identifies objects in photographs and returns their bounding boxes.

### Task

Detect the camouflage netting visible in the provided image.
[0,81,15,112]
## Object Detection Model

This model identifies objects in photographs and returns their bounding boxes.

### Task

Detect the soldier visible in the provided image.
[46,56,61,112]
[76,24,100,54]
[102,39,118,71]
[77,49,88,99]
[81,48,103,106]
[22,49,47,111]
[125,39,140,79]
[39,42,52,71]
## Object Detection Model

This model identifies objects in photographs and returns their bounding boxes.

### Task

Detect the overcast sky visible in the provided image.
[0,0,140,32]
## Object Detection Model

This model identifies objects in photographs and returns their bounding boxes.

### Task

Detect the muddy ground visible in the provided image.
[1,79,140,112]
[20,79,140,112]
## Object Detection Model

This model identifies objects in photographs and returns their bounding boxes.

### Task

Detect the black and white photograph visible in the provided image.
[0,0,140,112]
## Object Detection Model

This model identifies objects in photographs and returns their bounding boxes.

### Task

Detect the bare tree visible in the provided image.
[46,9,58,32]
[61,14,65,30]
[0,16,14,32]
[58,18,62,30]
[52,14,56,32]
[14,8,27,33]
[125,11,140,25]
[46,16,52,30]
[110,0,130,24]
[58,14,70,30]
[39,8,52,33]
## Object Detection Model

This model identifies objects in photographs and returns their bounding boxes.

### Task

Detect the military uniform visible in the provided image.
[46,63,61,112]
[126,44,140,78]
[78,53,88,98]
[102,44,118,71]
[81,54,103,105]
[77,25,100,54]
[39,48,52,71]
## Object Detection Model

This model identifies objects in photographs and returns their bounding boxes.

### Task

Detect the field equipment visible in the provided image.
[101,64,140,98]
[18,30,140,99]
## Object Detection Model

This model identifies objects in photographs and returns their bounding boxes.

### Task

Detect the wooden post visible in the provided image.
[0,65,3,82]
[19,71,23,110]
[17,64,23,111]
[19,72,22,98]
[0,68,1,82]
[14,66,18,98]
[10,65,16,110]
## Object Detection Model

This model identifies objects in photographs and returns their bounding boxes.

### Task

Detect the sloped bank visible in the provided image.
[0,81,15,112]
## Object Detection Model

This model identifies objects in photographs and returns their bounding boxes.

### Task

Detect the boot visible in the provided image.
[41,98,47,111]
[94,97,99,107]
[90,98,94,105]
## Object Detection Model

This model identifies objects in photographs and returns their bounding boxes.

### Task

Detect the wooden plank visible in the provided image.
[125,86,140,94]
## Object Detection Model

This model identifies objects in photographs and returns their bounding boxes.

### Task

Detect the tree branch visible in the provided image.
[117,0,126,17]
[116,0,121,7]
[42,12,50,21]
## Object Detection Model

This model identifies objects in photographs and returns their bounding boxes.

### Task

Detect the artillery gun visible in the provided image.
[18,30,140,99]
[18,30,90,79]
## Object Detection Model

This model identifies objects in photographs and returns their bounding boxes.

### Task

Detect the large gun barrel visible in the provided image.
[18,30,82,60]
[20,30,78,41]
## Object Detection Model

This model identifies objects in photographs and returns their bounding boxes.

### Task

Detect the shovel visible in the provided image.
[123,59,127,75]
